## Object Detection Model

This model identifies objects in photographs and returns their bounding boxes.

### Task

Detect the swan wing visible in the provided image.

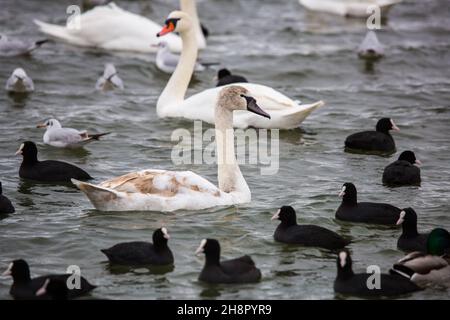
[99,169,220,196]
[72,170,235,212]
[176,83,295,119]
[167,83,323,129]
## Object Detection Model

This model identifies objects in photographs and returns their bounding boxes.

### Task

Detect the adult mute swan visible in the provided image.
[299,0,402,18]
[34,1,206,53]
[156,11,324,129]
[72,86,271,212]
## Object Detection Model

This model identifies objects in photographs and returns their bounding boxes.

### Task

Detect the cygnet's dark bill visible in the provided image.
[241,95,271,119]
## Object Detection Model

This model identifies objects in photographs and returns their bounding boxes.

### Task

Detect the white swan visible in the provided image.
[299,0,402,18]
[156,11,324,130]
[72,85,270,212]
[34,1,206,53]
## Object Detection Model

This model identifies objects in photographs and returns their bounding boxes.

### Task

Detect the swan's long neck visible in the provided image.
[215,103,250,197]
[156,27,197,116]
[180,0,206,49]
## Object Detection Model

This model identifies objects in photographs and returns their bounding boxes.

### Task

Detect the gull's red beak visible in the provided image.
[157,22,175,37]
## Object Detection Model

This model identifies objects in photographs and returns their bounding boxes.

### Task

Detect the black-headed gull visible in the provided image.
[358,31,384,60]
[37,119,110,148]
[0,35,48,57]
[5,68,34,93]
[95,63,124,91]
[154,41,219,74]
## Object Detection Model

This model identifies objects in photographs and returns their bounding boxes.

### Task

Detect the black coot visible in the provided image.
[101,227,174,266]
[383,151,421,186]
[2,259,96,300]
[0,181,15,214]
[272,206,349,250]
[345,118,399,154]
[396,208,429,253]
[335,183,401,225]
[216,68,248,87]
[196,239,261,284]
[16,141,92,183]
[334,249,421,297]
[35,278,68,300]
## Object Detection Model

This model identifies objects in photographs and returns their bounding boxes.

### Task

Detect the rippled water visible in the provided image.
[0,0,449,300]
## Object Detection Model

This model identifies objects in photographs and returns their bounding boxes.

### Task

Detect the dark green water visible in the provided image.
[0,0,449,299]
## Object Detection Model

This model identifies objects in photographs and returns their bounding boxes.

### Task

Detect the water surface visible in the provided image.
[0,0,449,299]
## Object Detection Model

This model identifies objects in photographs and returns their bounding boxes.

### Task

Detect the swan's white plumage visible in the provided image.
[73,84,265,212]
[156,11,323,129]
[160,82,324,129]
[34,3,184,52]
[72,169,243,212]
[299,0,402,17]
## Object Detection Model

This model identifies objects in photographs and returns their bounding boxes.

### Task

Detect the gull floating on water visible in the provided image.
[357,31,384,60]
[5,68,34,93]
[154,41,216,74]
[95,63,124,91]
[0,35,48,57]
[37,119,111,148]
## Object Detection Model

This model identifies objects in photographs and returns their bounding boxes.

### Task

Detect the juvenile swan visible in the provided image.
[72,86,270,212]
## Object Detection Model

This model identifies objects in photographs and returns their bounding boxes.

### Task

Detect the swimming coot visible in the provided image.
[272,206,350,250]
[36,278,68,300]
[196,239,261,284]
[396,208,429,253]
[334,249,421,297]
[101,227,174,266]
[345,118,399,154]
[383,151,421,186]
[16,141,92,183]
[2,259,96,300]
[335,182,401,225]
[0,181,15,214]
